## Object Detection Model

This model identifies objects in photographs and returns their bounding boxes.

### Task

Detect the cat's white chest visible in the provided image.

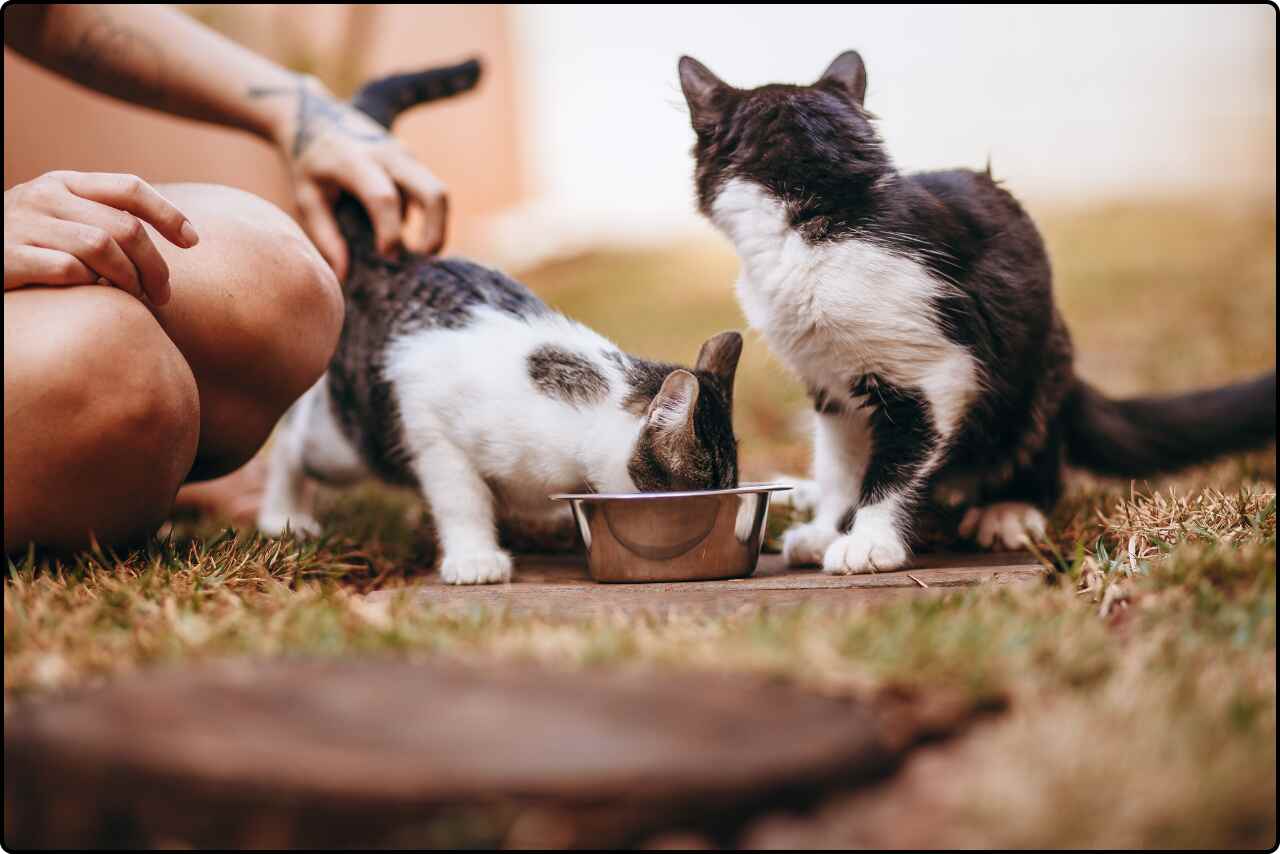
[715,178,980,435]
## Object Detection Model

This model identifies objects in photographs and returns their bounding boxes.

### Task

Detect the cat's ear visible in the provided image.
[818,50,867,106]
[646,369,700,435]
[679,56,729,127]
[695,331,743,399]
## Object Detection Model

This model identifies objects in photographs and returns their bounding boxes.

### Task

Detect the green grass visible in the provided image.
[5,197,1277,847]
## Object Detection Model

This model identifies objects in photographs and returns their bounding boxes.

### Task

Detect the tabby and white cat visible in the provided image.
[258,61,742,584]
[679,50,1276,574]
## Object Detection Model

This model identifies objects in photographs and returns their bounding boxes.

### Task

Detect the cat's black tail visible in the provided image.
[351,58,482,129]
[1062,372,1276,477]
[337,59,482,252]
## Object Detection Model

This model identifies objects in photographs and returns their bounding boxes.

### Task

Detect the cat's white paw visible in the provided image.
[770,475,821,514]
[440,550,513,585]
[256,511,321,538]
[822,525,910,574]
[781,522,839,567]
[958,502,1047,551]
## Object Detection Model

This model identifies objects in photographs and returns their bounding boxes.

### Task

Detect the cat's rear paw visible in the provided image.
[440,550,514,585]
[781,522,838,567]
[958,502,1047,551]
[256,510,321,538]
[822,527,910,574]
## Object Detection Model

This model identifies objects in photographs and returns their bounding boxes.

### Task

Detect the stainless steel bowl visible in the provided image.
[549,483,792,583]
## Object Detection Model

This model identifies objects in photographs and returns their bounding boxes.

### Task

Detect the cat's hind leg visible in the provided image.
[257,386,324,537]
[957,432,1061,551]
[958,502,1047,550]
[412,441,512,585]
[257,378,365,537]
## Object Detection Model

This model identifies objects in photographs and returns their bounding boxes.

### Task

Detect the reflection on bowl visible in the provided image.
[550,484,792,583]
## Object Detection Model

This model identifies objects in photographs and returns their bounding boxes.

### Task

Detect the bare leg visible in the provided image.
[3,286,199,552]
[3,183,341,553]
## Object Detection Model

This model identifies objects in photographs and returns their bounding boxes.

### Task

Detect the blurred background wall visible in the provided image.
[5,4,1275,263]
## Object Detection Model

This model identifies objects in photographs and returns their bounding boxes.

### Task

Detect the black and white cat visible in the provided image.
[258,61,741,584]
[678,50,1276,574]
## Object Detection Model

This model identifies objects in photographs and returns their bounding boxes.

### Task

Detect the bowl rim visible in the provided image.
[549,481,793,502]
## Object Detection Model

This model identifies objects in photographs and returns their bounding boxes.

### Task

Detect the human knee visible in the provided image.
[53,289,200,495]
[181,184,343,400]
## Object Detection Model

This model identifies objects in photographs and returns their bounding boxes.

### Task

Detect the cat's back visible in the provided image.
[344,255,548,335]
[902,168,1041,247]
[326,253,552,484]
[897,167,1053,308]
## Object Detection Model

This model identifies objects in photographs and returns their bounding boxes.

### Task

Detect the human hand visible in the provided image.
[265,76,448,280]
[3,171,198,305]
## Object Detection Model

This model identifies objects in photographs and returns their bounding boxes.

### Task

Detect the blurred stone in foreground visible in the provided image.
[4,658,997,848]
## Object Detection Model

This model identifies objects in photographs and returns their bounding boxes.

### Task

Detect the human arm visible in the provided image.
[3,4,447,278]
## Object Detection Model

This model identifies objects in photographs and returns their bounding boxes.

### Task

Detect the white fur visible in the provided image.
[712,178,982,572]
[259,308,652,584]
[822,503,910,574]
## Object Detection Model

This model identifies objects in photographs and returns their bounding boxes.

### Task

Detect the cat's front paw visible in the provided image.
[440,550,514,585]
[781,522,839,567]
[958,502,1047,551]
[822,526,910,574]
[256,510,321,539]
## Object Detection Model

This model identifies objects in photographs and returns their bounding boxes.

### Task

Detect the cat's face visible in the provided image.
[678,51,889,221]
[626,331,741,492]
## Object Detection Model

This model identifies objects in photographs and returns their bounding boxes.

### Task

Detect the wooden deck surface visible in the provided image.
[368,550,1047,617]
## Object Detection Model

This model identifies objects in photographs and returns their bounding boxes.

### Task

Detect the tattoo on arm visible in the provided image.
[248,79,386,158]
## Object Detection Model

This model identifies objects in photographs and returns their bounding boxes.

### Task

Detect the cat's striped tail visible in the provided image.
[351,59,482,129]
[1062,371,1276,477]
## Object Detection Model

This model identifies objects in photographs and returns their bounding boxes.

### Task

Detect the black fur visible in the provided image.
[682,51,1276,520]
[849,373,939,505]
[1063,372,1277,476]
[352,59,481,128]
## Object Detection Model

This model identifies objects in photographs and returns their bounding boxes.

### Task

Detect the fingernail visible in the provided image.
[180,220,200,247]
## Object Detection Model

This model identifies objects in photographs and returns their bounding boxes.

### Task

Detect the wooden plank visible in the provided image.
[368,551,1046,617]
[3,658,997,849]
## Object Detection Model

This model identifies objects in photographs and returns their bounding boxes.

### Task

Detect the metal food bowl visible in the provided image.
[550,483,792,583]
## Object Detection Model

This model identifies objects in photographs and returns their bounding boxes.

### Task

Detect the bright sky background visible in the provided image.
[502,4,1275,249]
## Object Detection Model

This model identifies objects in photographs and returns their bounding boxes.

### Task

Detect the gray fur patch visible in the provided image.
[528,346,609,406]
